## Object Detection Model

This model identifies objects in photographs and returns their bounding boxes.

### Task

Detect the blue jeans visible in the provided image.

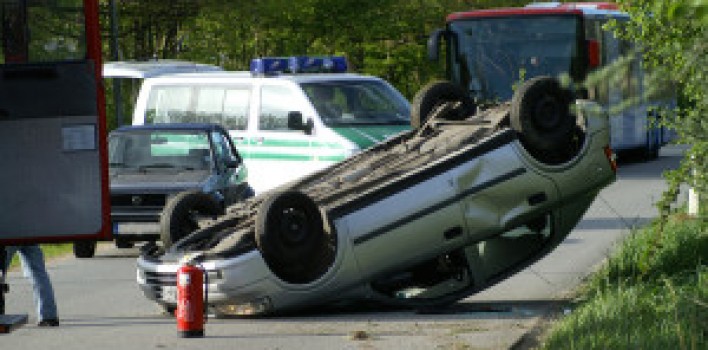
[4,245,58,321]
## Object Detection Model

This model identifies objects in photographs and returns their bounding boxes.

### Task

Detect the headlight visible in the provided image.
[214,297,272,316]
[136,268,145,284]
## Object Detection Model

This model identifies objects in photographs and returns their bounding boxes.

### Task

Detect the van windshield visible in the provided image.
[301,80,410,126]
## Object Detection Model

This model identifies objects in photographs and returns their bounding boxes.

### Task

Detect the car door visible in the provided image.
[247,83,315,193]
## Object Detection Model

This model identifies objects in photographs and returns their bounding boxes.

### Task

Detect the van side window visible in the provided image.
[146,86,191,123]
[196,87,250,130]
[145,85,250,130]
[259,85,303,131]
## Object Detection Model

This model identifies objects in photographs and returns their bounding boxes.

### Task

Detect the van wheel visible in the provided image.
[160,191,223,249]
[255,191,333,284]
[511,76,575,152]
[410,81,476,129]
[73,241,97,258]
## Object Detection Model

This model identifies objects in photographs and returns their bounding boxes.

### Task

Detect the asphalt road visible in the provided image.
[2,146,684,349]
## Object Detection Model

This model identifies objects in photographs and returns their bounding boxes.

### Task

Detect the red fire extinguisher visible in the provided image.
[176,259,207,338]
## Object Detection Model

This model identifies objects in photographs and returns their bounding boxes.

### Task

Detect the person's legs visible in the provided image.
[4,246,16,270]
[16,245,58,324]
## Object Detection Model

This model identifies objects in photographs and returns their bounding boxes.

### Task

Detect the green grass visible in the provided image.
[542,215,707,350]
[6,244,74,270]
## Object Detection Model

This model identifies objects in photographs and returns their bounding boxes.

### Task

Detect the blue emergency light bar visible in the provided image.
[250,56,348,75]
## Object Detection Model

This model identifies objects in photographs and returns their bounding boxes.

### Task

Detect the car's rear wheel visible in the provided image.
[73,241,97,258]
[255,191,333,284]
[410,81,476,129]
[510,76,577,163]
[160,191,223,249]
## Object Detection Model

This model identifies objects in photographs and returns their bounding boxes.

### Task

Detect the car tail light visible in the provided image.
[604,145,617,172]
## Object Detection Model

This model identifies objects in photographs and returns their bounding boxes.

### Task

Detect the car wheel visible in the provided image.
[73,241,97,258]
[160,191,223,249]
[410,81,476,129]
[255,191,333,284]
[510,76,575,156]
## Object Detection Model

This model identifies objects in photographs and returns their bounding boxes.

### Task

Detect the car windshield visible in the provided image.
[301,80,410,126]
[449,15,581,103]
[108,130,212,171]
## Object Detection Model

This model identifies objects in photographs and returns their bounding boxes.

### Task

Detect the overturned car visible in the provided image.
[137,77,616,316]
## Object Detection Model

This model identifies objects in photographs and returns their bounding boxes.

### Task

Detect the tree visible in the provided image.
[614,0,707,216]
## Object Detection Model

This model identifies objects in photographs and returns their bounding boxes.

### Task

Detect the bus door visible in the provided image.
[0,0,110,245]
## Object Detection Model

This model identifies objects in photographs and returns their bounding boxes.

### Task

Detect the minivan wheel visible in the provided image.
[410,81,476,129]
[255,191,333,284]
[160,191,223,249]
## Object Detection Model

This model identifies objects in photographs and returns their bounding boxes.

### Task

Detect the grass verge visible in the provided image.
[541,214,707,350]
[6,244,74,270]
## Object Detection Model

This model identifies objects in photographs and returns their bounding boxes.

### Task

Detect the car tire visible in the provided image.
[160,191,223,249]
[410,80,476,129]
[73,241,97,258]
[510,76,575,155]
[255,191,333,284]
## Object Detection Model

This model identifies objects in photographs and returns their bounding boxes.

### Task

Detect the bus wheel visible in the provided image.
[411,81,476,129]
[511,76,575,158]
[255,191,333,284]
[160,191,223,249]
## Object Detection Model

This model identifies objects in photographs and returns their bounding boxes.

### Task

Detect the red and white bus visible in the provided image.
[428,2,674,159]
[0,0,110,245]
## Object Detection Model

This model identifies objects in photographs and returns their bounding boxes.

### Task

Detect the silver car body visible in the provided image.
[137,99,615,315]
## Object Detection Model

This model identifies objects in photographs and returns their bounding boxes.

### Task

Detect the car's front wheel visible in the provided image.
[255,191,334,284]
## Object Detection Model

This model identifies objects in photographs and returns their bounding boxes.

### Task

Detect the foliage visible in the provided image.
[612,0,707,218]
[542,216,707,350]
[98,0,536,99]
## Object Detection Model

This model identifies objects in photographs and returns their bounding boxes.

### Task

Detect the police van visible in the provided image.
[130,56,411,194]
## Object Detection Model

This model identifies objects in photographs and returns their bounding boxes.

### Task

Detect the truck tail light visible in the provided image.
[604,145,617,173]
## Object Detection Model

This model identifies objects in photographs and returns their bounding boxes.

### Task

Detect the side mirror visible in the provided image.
[287,111,314,135]
[427,28,445,61]
[223,158,239,168]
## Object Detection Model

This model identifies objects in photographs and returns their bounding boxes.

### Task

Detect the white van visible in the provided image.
[130,56,411,194]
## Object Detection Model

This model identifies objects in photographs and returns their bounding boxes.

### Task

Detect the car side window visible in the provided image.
[211,131,238,165]
[259,85,305,131]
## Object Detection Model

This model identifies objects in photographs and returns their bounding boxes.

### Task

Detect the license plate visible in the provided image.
[113,222,159,235]
[162,286,177,303]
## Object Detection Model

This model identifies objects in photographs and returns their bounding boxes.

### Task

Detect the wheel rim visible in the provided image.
[278,207,310,245]
[533,95,561,130]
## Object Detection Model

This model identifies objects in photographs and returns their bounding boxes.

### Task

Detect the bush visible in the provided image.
[542,216,707,350]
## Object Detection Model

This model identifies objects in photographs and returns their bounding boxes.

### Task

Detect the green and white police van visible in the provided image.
[130,56,411,194]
